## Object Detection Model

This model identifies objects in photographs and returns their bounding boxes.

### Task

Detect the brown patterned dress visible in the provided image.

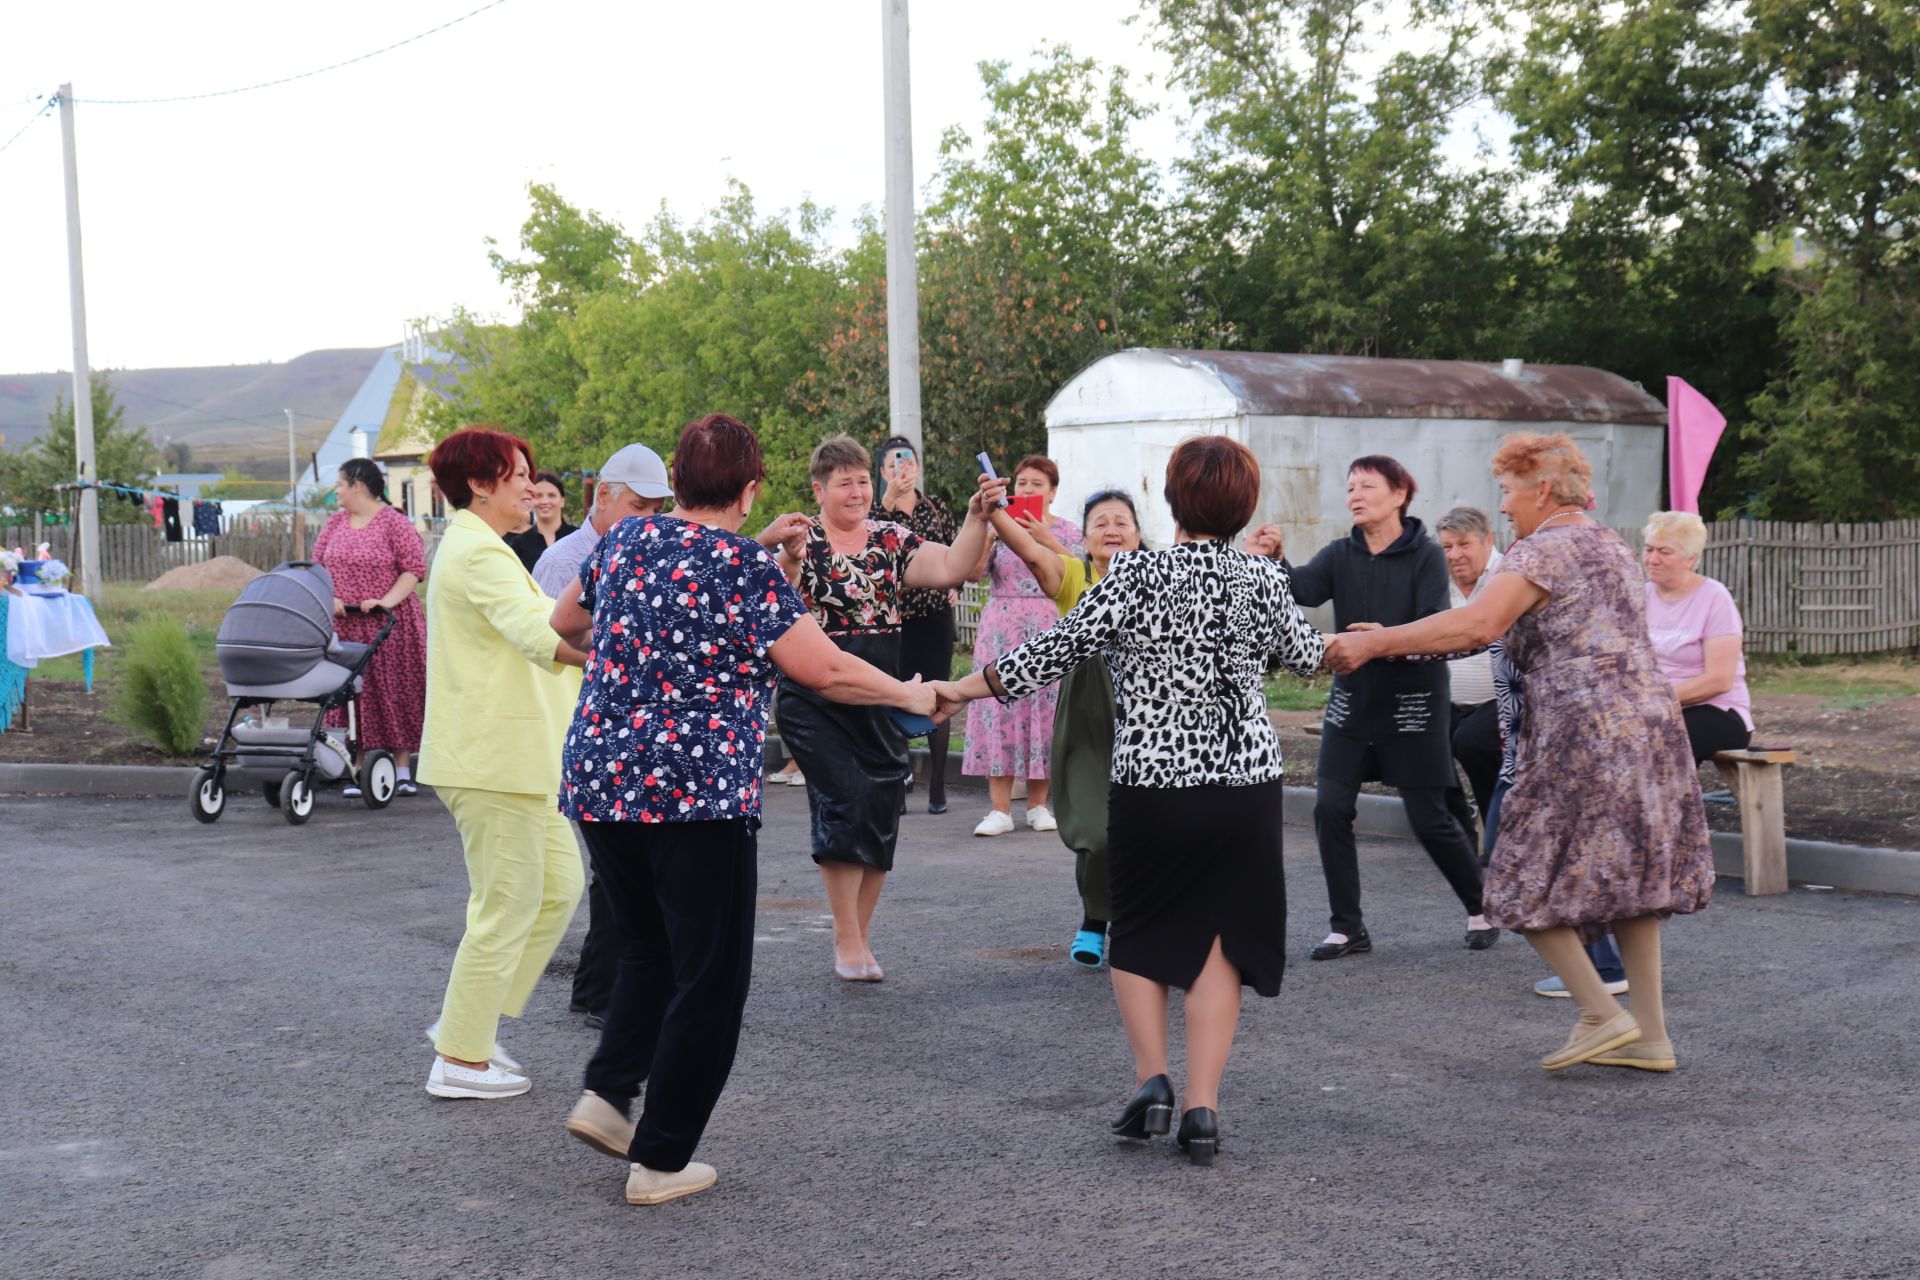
[1488,524,1713,939]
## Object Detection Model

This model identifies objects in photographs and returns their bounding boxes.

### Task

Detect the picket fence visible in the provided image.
[2,523,300,584]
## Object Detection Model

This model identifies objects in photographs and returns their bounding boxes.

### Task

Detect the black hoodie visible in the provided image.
[1286,517,1455,786]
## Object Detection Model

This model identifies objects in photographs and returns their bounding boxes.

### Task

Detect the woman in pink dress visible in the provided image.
[314,458,430,795]
[962,455,1082,836]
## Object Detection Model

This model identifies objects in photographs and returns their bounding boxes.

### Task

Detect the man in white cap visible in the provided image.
[532,442,673,1029]
[531,442,674,600]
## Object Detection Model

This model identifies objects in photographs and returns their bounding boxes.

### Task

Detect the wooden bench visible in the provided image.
[1713,748,1797,896]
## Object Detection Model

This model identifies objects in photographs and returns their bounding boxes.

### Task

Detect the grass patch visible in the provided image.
[1747,654,1920,706]
[1265,672,1330,712]
[27,583,234,686]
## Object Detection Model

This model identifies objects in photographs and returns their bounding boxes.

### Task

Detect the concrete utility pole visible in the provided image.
[56,85,100,596]
[881,0,923,455]
[285,408,305,559]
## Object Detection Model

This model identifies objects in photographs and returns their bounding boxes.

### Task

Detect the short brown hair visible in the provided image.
[671,413,766,509]
[1491,432,1593,507]
[428,425,533,510]
[1013,454,1059,490]
[1165,435,1260,540]
[810,434,871,484]
[1348,455,1416,516]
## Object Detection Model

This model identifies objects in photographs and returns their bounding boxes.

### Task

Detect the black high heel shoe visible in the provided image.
[1109,1075,1174,1139]
[1176,1107,1220,1166]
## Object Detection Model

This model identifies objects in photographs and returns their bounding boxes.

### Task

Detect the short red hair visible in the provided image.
[672,414,766,509]
[429,425,533,509]
[1013,454,1060,491]
[1165,435,1260,539]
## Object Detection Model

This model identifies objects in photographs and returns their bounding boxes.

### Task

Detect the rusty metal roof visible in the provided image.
[1151,350,1667,424]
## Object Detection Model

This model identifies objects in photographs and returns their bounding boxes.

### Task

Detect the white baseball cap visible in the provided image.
[599,443,673,499]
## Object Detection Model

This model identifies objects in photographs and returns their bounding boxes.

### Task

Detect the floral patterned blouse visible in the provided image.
[560,514,810,824]
[870,491,956,621]
[794,517,923,637]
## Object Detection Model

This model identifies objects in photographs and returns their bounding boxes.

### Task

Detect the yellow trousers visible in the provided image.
[433,785,585,1064]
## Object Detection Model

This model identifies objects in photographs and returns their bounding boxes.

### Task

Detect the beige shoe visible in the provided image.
[625,1161,717,1205]
[1591,1041,1677,1072]
[1541,1009,1640,1071]
[566,1090,636,1158]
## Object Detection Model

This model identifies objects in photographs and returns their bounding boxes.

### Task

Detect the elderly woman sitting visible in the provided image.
[1642,511,1753,764]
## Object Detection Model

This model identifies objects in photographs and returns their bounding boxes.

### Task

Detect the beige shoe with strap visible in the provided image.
[1541,1009,1640,1071]
[1591,1041,1677,1072]
[626,1161,718,1205]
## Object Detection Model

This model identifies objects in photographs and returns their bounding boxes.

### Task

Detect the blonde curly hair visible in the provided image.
[1644,511,1708,561]
[1490,432,1594,508]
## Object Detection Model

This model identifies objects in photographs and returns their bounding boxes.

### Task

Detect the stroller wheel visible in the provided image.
[279,771,315,825]
[262,780,282,808]
[360,750,397,809]
[190,768,225,824]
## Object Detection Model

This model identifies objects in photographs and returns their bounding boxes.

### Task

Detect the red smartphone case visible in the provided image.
[1006,494,1044,523]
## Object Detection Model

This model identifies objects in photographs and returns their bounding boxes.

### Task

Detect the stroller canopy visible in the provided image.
[216,562,344,688]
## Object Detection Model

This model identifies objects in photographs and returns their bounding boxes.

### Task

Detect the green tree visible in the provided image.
[0,371,158,522]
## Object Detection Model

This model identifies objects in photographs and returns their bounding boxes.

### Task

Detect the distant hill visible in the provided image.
[0,346,389,464]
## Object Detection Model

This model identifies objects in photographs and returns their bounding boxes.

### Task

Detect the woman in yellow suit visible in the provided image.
[418,425,590,1100]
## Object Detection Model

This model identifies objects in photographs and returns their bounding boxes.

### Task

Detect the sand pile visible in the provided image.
[143,556,264,592]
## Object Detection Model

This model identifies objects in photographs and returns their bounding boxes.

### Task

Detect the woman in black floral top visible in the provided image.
[765,434,998,982]
[870,435,960,814]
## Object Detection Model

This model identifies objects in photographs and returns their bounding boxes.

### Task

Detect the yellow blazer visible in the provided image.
[417,508,579,797]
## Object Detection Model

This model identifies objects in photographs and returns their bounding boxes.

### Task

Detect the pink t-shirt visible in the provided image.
[1645,577,1752,729]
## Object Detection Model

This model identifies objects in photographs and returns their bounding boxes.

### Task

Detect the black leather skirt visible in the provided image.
[776,630,909,871]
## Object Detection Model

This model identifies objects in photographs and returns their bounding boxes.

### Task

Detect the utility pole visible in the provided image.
[57,85,101,597]
[881,0,923,455]
[285,408,305,560]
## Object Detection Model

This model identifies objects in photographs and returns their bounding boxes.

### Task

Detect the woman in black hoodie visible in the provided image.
[1255,456,1496,959]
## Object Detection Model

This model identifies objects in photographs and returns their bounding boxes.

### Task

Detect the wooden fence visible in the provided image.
[2,523,299,584]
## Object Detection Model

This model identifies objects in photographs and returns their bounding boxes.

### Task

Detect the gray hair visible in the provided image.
[1436,506,1492,539]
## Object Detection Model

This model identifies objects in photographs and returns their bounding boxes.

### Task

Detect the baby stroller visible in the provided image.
[190,561,398,826]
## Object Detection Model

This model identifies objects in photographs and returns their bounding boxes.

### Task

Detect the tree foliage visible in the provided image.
[1,372,158,522]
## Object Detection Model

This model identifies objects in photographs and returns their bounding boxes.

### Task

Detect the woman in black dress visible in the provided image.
[1250,455,1494,959]
[765,436,997,982]
[504,470,579,572]
[934,436,1325,1165]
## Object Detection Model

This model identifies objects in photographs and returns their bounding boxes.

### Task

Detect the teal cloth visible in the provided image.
[0,598,25,735]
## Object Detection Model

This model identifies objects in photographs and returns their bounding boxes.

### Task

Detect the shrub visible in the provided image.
[116,615,210,756]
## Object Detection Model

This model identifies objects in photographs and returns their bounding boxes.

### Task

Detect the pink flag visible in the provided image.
[1667,376,1727,515]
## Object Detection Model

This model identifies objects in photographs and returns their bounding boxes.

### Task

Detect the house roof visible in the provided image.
[1048,349,1668,426]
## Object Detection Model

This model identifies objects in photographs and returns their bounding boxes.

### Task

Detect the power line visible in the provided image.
[68,0,512,106]
[116,385,335,428]
[0,97,53,155]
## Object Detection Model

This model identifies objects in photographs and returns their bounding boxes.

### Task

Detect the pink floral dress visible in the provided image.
[963,516,1082,778]
[313,506,429,753]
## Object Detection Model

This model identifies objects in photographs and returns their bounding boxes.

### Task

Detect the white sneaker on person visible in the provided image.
[973,810,1016,837]
[785,771,807,787]
[424,1021,521,1072]
[425,1057,531,1100]
[626,1161,717,1205]
[341,784,363,798]
[1026,804,1057,832]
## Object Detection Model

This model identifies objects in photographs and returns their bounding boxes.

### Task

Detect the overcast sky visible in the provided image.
[0,0,1200,374]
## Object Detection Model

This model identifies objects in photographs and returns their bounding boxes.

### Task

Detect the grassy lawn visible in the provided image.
[1747,654,1920,710]
[29,584,234,685]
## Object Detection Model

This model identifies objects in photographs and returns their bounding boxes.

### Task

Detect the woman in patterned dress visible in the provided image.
[933,437,1327,1166]
[962,455,1083,837]
[1325,432,1713,1074]
[314,458,429,795]
[764,435,999,981]
[546,415,937,1206]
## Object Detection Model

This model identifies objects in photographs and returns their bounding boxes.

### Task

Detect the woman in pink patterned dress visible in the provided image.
[314,458,430,795]
[962,455,1082,837]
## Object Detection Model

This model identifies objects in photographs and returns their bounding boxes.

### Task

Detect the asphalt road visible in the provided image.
[4,786,1917,1280]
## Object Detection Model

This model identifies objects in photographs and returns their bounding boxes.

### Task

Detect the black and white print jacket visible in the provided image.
[991,540,1326,788]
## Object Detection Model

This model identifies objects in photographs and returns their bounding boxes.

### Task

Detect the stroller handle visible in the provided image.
[342,602,398,644]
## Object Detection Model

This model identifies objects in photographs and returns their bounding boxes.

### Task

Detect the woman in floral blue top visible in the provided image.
[547,415,936,1208]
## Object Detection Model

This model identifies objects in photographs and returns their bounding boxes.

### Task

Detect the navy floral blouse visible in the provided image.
[560,515,809,824]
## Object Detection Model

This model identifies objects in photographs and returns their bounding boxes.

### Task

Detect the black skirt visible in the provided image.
[1108,778,1288,997]
[776,631,909,871]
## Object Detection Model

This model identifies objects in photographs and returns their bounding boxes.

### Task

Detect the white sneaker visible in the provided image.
[973,810,1015,837]
[424,1021,521,1072]
[566,1090,636,1158]
[425,1057,530,1099]
[785,771,807,787]
[1026,804,1057,832]
[626,1161,717,1205]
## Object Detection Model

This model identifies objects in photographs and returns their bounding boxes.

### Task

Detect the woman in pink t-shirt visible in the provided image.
[1643,511,1752,763]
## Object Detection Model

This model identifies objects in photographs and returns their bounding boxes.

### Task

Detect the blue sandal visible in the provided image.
[1069,929,1106,970]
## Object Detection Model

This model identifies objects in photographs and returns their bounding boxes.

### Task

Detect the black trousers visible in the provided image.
[578,818,757,1173]
[1682,703,1750,765]
[1313,775,1485,936]
[897,608,955,806]
[1445,701,1502,845]
[569,871,624,1015]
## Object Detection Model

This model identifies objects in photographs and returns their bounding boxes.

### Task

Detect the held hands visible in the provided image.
[898,674,938,718]
[1243,524,1284,559]
[1322,623,1384,675]
[758,512,811,559]
[928,679,971,725]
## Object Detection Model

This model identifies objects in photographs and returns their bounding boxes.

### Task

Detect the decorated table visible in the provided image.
[2,554,112,734]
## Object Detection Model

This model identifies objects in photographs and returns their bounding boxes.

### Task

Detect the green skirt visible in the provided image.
[1050,655,1116,921]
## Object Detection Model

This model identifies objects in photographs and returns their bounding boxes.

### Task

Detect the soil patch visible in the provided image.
[143,556,261,593]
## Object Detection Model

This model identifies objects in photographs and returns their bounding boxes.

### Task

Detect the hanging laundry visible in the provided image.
[148,495,165,529]
[191,500,222,536]
[161,497,183,542]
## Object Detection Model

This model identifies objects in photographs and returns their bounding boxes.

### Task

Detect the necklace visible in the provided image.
[1533,508,1586,536]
